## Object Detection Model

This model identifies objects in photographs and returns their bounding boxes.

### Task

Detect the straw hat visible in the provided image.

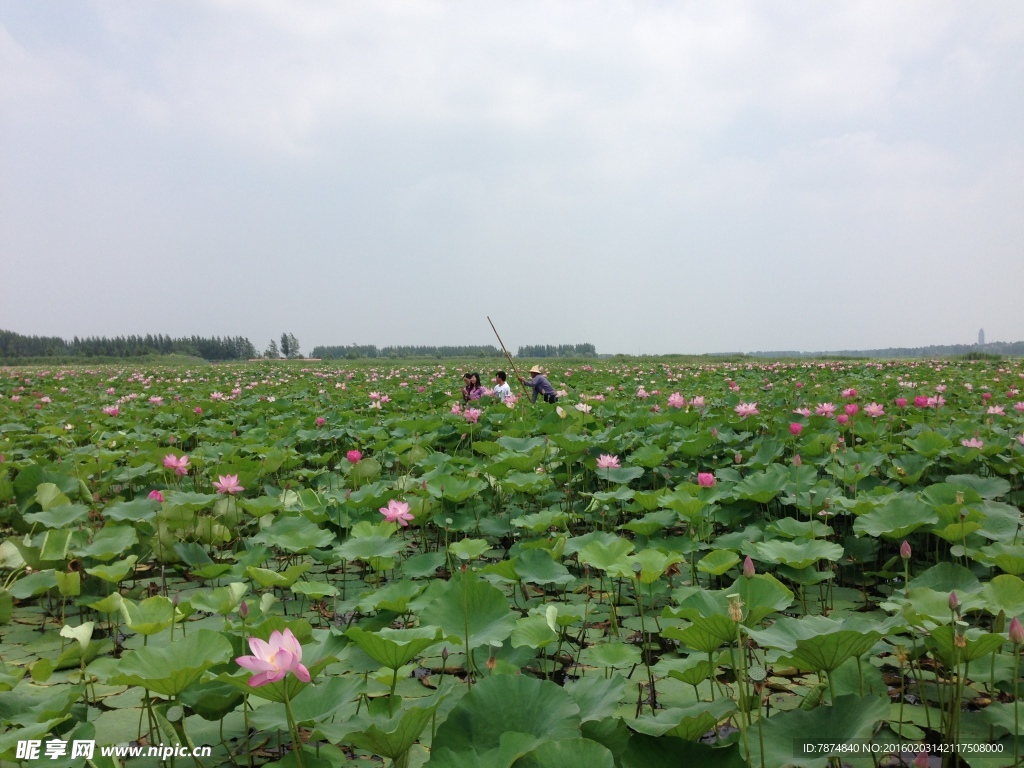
[529,365,542,375]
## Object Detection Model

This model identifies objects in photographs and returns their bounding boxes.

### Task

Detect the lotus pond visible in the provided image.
[2,358,1024,768]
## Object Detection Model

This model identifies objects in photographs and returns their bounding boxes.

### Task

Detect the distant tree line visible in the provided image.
[311,344,502,360]
[0,329,256,360]
[516,343,597,358]
[265,333,303,359]
[751,340,1024,359]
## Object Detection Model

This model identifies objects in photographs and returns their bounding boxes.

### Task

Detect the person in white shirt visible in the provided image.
[492,370,512,401]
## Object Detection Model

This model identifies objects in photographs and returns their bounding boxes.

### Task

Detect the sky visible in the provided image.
[1,2,1022,356]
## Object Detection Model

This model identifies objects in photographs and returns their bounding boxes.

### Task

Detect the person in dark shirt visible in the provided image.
[519,365,558,403]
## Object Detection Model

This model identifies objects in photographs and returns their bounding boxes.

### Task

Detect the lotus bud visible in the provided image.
[239,600,249,619]
[900,540,911,560]
[792,454,802,467]
[734,453,743,464]
[1010,617,1024,645]
[441,647,449,663]
[743,556,755,578]
[913,752,929,768]
[172,594,179,607]
[949,591,959,612]
[956,491,965,505]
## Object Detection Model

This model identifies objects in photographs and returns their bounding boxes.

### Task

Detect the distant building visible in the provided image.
[979,328,985,345]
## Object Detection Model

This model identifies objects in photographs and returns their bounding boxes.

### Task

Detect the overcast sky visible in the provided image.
[1,2,1022,355]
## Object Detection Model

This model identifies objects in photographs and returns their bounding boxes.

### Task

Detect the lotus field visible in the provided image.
[4,358,1024,768]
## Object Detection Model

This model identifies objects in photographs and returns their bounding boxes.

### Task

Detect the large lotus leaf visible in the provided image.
[162,490,219,511]
[511,614,559,650]
[501,472,553,494]
[982,575,1024,616]
[728,573,795,625]
[595,466,645,485]
[885,587,986,625]
[697,550,739,576]
[120,595,186,635]
[629,698,736,740]
[947,474,1011,500]
[498,436,548,453]
[566,674,626,724]
[663,614,738,653]
[733,464,789,503]
[853,495,937,540]
[358,580,425,613]
[24,503,90,529]
[426,475,488,502]
[350,457,383,482]
[108,629,231,697]
[620,509,676,535]
[448,538,490,561]
[660,491,707,519]
[432,675,581,755]
[578,537,634,574]
[975,500,1023,542]
[74,525,139,561]
[887,453,932,485]
[754,540,844,570]
[592,486,636,503]
[978,543,1024,576]
[336,535,404,562]
[766,518,831,540]
[908,562,982,594]
[630,444,668,468]
[927,626,1006,665]
[745,615,841,653]
[586,642,642,669]
[621,735,746,768]
[246,564,311,588]
[189,582,248,615]
[346,625,446,669]
[677,432,714,458]
[631,548,682,584]
[515,738,615,768]
[420,571,517,649]
[335,695,441,760]
[515,548,574,586]
[904,431,952,458]
[10,569,58,599]
[251,515,335,552]
[784,629,883,673]
[748,694,889,768]
[428,733,544,768]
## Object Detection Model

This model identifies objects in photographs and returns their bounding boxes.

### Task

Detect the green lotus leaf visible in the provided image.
[74,525,139,561]
[904,431,952,458]
[853,495,937,540]
[784,629,883,673]
[515,548,574,586]
[346,625,446,670]
[754,540,844,570]
[189,582,248,615]
[566,674,626,724]
[733,464,789,503]
[246,564,311,588]
[663,614,737,653]
[516,738,615,768]
[420,571,517,649]
[24,503,89,529]
[586,642,642,669]
[108,630,231,697]
[697,550,740,576]
[630,698,736,740]
[250,514,335,552]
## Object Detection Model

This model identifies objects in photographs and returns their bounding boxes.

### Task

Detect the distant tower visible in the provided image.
[978,328,985,346]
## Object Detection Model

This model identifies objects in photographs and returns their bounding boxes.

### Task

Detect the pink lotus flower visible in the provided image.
[194,407,203,415]
[814,403,836,417]
[987,405,1005,416]
[1015,401,1024,413]
[1010,617,1024,645]
[149,396,164,406]
[379,499,414,526]
[961,438,984,449]
[844,403,859,416]
[690,396,706,408]
[734,402,758,418]
[864,402,885,418]
[464,408,482,424]
[667,392,685,409]
[789,423,803,436]
[982,392,993,402]
[102,405,119,417]
[163,454,190,476]
[148,490,165,503]
[841,388,857,398]
[450,403,462,415]
[793,407,811,417]
[928,395,945,408]
[315,416,326,427]
[1017,434,1024,446]
[895,397,908,408]
[214,474,245,494]
[913,395,929,408]
[236,628,311,687]
[346,450,362,463]
[837,414,849,425]
[596,454,621,469]
[697,472,715,487]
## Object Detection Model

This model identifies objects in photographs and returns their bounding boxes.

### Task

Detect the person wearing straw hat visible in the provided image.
[518,365,558,404]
